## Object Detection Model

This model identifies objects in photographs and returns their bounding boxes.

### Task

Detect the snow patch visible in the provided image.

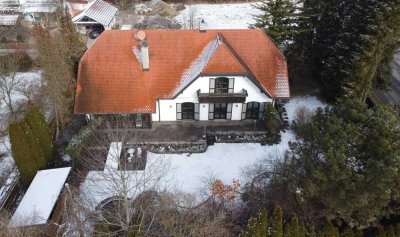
[175,2,262,29]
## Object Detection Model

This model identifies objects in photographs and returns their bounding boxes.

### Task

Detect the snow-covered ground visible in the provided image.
[0,71,43,202]
[175,2,262,29]
[81,96,327,208]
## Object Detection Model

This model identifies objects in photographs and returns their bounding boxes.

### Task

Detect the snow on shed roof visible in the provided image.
[8,167,71,227]
[72,0,117,26]
[0,15,18,26]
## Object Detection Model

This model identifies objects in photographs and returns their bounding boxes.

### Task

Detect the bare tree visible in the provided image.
[182,1,198,29]
[58,117,233,236]
[0,53,22,114]
[0,211,44,237]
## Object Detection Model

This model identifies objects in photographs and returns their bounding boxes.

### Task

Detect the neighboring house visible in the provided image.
[0,0,20,13]
[74,29,290,128]
[8,167,71,236]
[22,0,62,14]
[71,0,118,31]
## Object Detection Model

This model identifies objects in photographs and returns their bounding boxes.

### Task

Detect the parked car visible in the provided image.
[89,30,101,39]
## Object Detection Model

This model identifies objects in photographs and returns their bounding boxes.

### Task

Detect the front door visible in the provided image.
[214,103,227,119]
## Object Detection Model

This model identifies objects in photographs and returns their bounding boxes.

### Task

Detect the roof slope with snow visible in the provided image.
[8,167,71,227]
[75,29,289,114]
[72,0,118,26]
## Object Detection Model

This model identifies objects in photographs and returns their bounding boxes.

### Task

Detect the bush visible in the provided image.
[264,102,281,133]
[8,106,54,185]
[17,53,34,72]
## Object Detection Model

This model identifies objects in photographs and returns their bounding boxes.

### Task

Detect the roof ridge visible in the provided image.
[218,32,274,97]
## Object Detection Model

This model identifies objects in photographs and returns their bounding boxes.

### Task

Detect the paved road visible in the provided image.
[372,51,400,106]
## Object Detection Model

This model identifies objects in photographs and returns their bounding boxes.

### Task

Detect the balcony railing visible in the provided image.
[197,89,248,103]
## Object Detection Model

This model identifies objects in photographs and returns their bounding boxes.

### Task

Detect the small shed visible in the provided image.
[72,0,118,31]
[8,167,71,235]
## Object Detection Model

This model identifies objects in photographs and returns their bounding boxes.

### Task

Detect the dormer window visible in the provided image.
[209,77,234,93]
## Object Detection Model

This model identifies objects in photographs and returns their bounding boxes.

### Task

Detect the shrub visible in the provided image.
[17,53,33,72]
[264,102,281,133]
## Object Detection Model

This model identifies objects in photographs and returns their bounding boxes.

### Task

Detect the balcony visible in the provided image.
[197,89,248,103]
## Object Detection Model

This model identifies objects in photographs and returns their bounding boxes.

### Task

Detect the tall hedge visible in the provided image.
[24,106,53,163]
[8,106,54,185]
[9,122,38,184]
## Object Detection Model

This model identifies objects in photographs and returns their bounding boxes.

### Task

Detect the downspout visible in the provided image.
[158,99,161,122]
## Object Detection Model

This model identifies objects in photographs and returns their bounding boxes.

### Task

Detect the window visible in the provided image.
[214,103,227,119]
[182,103,195,119]
[210,77,234,93]
[215,78,229,93]
[246,102,260,119]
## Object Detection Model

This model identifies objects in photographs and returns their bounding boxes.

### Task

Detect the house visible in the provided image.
[71,0,118,32]
[8,167,71,236]
[0,0,21,13]
[74,29,290,128]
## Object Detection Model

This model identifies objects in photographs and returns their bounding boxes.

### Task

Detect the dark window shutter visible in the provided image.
[176,103,182,120]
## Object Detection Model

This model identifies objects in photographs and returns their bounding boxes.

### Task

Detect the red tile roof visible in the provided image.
[74,29,289,114]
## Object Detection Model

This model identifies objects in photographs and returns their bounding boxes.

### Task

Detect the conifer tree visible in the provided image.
[291,217,300,237]
[24,105,53,163]
[9,122,39,184]
[56,7,86,74]
[309,225,316,237]
[34,25,74,139]
[251,0,299,46]
[283,222,291,237]
[385,225,395,237]
[299,220,306,237]
[20,120,47,168]
[377,227,387,237]
[342,227,354,237]
[271,206,283,237]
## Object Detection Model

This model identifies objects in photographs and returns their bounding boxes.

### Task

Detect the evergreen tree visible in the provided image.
[20,120,47,169]
[242,208,268,237]
[291,217,300,237]
[385,225,395,237]
[322,222,338,237]
[277,100,400,226]
[24,105,53,163]
[377,227,387,237]
[355,229,363,237]
[299,220,306,237]
[347,0,400,101]
[283,222,291,237]
[56,7,86,74]
[342,227,354,237]
[271,206,283,237]
[251,0,299,46]
[9,122,38,184]
[291,0,400,102]
[309,225,316,237]
[34,25,74,139]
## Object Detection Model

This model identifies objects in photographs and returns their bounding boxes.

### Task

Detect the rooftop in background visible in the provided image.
[0,15,19,26]
[72,0,118,27]
[75,29,290,114]
[8,167,71,228]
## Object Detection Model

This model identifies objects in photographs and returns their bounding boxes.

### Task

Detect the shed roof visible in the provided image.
[72,0,117,26]
[0,15,18,26]
[8,167,71,227]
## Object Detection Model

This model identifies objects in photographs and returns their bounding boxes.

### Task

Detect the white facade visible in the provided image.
[152,75,273,122]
